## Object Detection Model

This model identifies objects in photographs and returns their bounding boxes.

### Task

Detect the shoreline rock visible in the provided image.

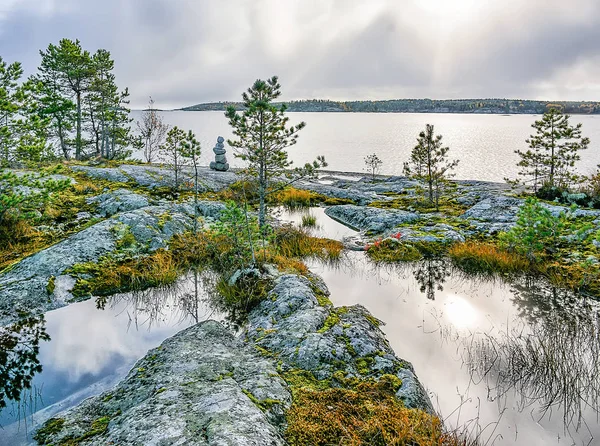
[33,272,433,445]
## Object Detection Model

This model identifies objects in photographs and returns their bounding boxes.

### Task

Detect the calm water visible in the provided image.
[131,111,600,183]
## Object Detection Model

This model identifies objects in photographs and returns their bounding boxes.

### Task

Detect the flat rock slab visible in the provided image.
[87,189,152,217]
[34,321,290,446]
[325,204,420,234]
[0,201,225,326]
[71,165,239,192]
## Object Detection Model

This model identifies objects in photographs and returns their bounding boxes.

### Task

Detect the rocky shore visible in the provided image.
[2,163,600,444]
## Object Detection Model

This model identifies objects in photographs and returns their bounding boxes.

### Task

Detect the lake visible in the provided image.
[131,111,600,183]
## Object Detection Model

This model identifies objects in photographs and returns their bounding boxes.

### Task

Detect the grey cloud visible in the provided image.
[1,0,600,107]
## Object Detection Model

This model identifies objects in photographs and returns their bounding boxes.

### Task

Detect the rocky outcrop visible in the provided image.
[33,321,290,446]
[87,189,152,217]
[34,272,433,445]
[326,204,420,234]
[71,164,238,192]
[0,201,225,326]
[246,274,433,412]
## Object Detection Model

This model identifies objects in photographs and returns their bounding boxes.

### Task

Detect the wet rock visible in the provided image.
[246,274,434,413]
[87,189,152,217]
[326,204,420,234]
[34,321,290,446]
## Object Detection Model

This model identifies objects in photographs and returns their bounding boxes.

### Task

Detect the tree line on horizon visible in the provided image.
[181,98,600,115]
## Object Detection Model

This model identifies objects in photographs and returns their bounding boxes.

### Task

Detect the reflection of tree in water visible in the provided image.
[94,270,221,328]
[455,279,600,437]
[413,258,450,300]
[0,314,50,411]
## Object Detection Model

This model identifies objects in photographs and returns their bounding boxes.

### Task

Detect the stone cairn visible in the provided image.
[209,136,229,172]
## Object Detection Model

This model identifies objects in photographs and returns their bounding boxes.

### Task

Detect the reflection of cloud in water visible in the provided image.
[308,252,600,445]
[443,294,479,330]
[41,298,187,381]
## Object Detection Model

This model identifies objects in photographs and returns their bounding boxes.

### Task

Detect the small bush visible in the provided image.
[448,241,530,275]
[499,197,564,260]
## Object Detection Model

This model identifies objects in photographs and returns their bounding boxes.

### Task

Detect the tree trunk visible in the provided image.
[76,90,82,160]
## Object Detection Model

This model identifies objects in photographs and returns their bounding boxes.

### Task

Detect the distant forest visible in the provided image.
[180,98,600,114]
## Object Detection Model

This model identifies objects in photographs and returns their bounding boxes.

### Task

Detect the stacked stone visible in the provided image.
[209,136,229,172]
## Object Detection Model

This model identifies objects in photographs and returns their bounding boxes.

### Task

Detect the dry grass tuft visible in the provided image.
[273,187,317,210]
[448,241,530,275]
[285,377,468,446]
[275,226,343,262]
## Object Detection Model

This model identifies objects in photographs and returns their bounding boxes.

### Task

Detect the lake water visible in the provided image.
[131,111,600,183]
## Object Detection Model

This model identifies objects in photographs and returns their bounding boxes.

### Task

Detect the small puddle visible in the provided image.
[274,206,357,241]
[0,272,220,444]
[308,252,600,446]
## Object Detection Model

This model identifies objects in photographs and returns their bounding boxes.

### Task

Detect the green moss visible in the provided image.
[155,387,168,394]
[33,417,65,444]
[318,307,349,333]
[364,314,381,328]
[242,389,283,412]
[46,276,56,295]
[355,356,375,375]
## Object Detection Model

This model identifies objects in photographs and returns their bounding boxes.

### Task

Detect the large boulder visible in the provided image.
[33,321,290,446]
[87,189,152,217]
[246,274,433,412]
[0,201,226,326]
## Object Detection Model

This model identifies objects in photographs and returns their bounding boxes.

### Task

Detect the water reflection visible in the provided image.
[414,258,451,301]
[308,252,600,445]
[0,315,49,410]
[456,281,600,437]
[0,273,219,444]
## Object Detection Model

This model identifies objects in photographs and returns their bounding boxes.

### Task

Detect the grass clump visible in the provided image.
[366,238,422,263]
[300,213,318,228]
[68,249,179,299]
[273,187,317,210]
[448,241,530,275]
[275,225,343,262]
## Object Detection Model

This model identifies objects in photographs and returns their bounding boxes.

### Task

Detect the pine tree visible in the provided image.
[38,39,94,160]
[515,108,589,190]
[0,57,50,166]
[180,130,201,233]
[160,126,186,191]
[226,76,326,231]
[364,153,383,180]
[403,124,459,208]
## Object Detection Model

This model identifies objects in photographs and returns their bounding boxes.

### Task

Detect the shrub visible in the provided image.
[448,241,530,275]
[499,198,564,260]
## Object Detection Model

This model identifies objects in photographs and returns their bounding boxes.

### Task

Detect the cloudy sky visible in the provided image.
[1,0,600,109]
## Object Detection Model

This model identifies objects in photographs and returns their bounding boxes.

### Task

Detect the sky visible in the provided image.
[1,0,600,109]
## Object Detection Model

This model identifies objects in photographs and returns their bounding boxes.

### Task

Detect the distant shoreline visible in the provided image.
[177,98,600,115]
